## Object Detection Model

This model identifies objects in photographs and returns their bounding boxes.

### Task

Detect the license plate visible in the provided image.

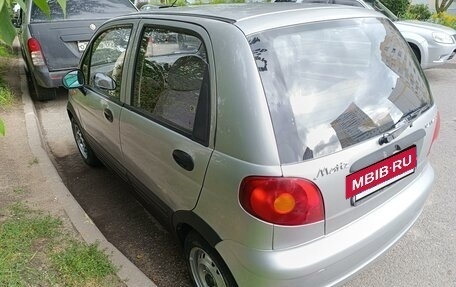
[346,146,417,201]
[77,41,88,52]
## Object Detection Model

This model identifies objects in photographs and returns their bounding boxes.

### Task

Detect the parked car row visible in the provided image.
[13,0,137,100]
[14,0,456,102]
[62,3,439,287]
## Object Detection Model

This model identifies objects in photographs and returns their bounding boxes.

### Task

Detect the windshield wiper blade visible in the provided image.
[378,105,429,145]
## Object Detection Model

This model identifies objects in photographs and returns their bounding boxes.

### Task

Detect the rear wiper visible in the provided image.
[378,105,429,145]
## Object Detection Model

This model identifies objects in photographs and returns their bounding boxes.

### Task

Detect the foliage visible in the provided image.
[0,87,14,107]
[0,119,4,136]
[435,0,455,13]
[431,12,456,29]
[0,203,119,286]
[402,4,432,21]
[0,43,14,57]
[0,53,15,137]
[380,0,410,17]
[51,241,117,286]
[0,203,61,286]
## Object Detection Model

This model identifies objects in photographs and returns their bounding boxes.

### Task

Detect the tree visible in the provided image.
[381,0,410,17]
[435,0,454,13]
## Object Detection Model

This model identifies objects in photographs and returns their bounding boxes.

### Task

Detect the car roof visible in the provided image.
[124,3,385,34]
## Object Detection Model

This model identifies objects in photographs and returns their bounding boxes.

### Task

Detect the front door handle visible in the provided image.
[104,108,113,122]
[172,150,194,171]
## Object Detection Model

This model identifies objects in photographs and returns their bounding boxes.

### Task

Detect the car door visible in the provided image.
[120,21,214,215]
[74,24,134,175]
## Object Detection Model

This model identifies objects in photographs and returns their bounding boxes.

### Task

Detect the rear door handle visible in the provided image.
[172,150,194,171]
[104,108,113,122]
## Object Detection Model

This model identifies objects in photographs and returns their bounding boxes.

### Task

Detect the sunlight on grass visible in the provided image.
[0,203,61,286]
[0,203,121,287]
[52,241,118,287]
[0,44,14,58]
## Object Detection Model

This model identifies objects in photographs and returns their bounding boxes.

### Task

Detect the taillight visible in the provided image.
[428,111,441,155]
[239,177,324,226]
[27,38,45,66]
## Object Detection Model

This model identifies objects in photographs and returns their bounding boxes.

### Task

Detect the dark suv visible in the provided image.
[14,0,137,100]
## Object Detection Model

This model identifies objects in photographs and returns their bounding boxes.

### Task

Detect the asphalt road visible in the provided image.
[34,63,456,287]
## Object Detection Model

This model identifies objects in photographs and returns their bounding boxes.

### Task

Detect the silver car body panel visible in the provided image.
[359,0,456,68]
[395,20,456,68]
[216,163,434,287]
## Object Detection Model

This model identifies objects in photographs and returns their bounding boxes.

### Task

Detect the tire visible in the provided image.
[30,73,57,101]
[184,232,238,287]
[71,118,100,167]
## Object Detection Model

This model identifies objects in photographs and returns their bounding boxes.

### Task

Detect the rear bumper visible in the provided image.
[424,43,456,69]
[32,65,73,88]
[216,163,434,287]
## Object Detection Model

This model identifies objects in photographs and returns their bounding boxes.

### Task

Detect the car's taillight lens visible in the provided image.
[27,38,45,66]
[239,177,324,226]
[428,111,441,155]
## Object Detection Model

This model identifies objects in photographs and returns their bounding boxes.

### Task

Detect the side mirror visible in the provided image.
[62,70,84,89]
[93,73,116,90]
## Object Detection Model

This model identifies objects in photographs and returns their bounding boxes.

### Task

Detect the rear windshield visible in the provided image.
[31,0,137,22]
[249,18,432,164]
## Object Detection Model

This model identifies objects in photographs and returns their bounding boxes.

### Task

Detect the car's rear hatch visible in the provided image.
[249,17,438,247]
[29,0,137,71]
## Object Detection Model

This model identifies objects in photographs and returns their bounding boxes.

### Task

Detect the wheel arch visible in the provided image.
[173,210,222,248]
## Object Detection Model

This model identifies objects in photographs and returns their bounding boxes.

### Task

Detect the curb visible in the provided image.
[17,45,157,287]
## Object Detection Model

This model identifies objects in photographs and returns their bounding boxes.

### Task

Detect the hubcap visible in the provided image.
[189,247,227,287]
[73,123,88,159]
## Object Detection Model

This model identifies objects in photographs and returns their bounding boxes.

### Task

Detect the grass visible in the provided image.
[52,242,117,286]
[0,86,15,107]
[0,203,120,287]
[0,43,14,58]
[13,187,26,195]
[0,45,16,110]
[28,157,39,166]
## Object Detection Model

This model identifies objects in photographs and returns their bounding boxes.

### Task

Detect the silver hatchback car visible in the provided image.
[62,4,440,287]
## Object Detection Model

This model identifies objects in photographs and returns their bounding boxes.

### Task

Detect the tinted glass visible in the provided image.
[132,27,208,134]
[89,27,132,100]
[30,0,136,22]
[249,18,432,164]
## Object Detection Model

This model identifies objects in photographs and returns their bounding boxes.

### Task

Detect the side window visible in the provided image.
[88,26,132,100]
[132,26,209,135]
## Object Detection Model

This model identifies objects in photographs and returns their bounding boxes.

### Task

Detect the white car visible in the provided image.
[275,0,456,69]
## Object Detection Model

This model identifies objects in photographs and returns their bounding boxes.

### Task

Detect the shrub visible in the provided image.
[431,12,456,29]
[381,0,410,17]
[403,4,432,20]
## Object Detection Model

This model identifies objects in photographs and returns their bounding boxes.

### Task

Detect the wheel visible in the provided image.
[29,73,56,101]
[184,232,238,287]
[71,118,100,166]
